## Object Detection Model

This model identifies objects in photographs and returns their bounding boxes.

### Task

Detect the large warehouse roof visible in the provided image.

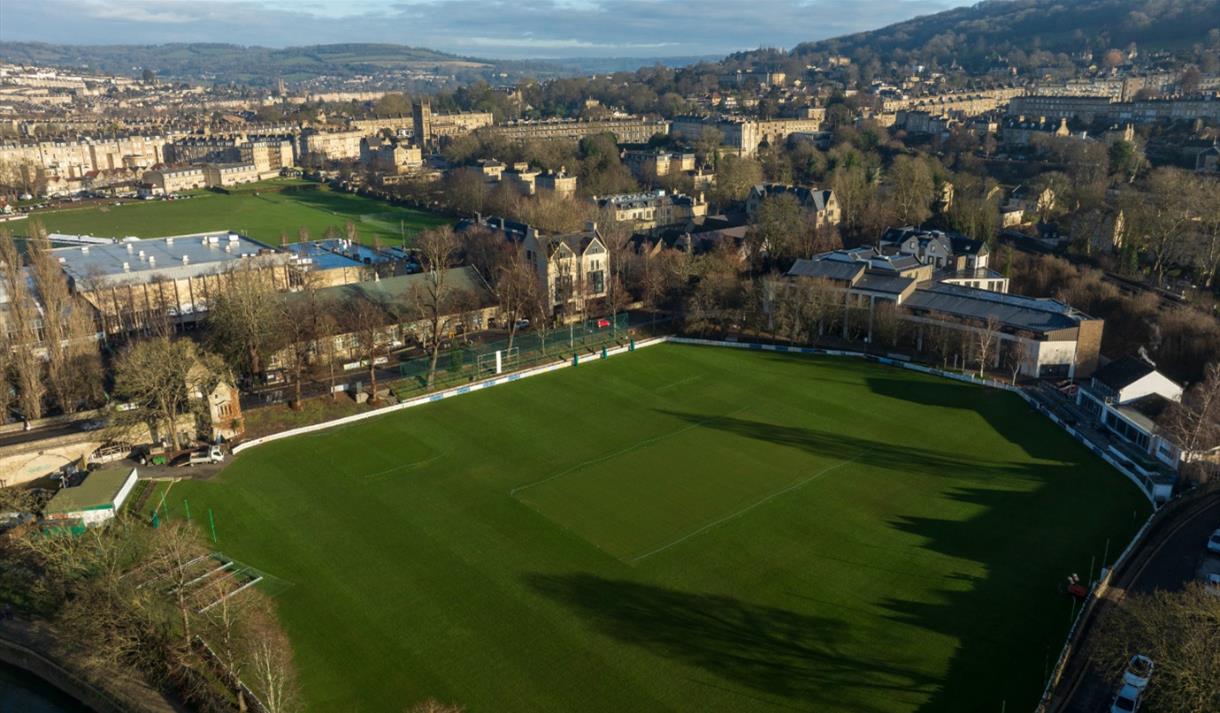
[53,232,289,287]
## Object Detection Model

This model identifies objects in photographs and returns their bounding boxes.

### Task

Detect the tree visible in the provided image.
[244,599,300,713]
[414,227,459,388]
[373,92,412,117]
[1159,362,1220,486]
[0,230,45,421]
[974,316,1001,377]
[347,295,389,404]
[888,155,935,227]
[1124,168,1196,282]
[1092,583,1220,712]
[711,155,763,207]
[113,337,219,450]
[26,223,103,414]
[207,265,281,382]
[496,251,541,352]
[441,168,488,216]
[1191,179,1220,289]
[747,193,812,269]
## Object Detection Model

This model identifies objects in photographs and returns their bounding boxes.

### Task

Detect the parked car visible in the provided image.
[1110,683,1142,713]
[1122,654,1154,690]
[188,446,225,466]
[1207,528,1220,555]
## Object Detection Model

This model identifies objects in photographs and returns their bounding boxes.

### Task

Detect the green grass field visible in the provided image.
[27,181,450,246]
[159,345,1149,712]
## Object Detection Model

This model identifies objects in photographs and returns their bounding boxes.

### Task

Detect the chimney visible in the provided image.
[182,255,189,265]
[166,237,174,245]
[126,242,133,253]
[149,256,155,267]
[585,220,598,233]
[122,261,130,272]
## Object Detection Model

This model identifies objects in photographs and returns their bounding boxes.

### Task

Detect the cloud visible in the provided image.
[1,0,963,58]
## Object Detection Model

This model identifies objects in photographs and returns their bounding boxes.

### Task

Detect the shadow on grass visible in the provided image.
[654,409,1035,479]
[880,483,1089,712]
[525,573,936,711]
[864,376,1064,461]
[649,408,1115,710]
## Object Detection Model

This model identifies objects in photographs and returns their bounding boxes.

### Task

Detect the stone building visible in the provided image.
[411,99,494,149]
[595,190,708,233]
[299,129,366,161]
[746,183,841,229]
[143,166,206,193]
[203,162,261,188]
[536,168,577,198]
[487,117,668,145]
[360,138,423,174]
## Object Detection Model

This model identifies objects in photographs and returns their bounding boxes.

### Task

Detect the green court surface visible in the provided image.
[160,344,1149,712]
[27,181,449,246]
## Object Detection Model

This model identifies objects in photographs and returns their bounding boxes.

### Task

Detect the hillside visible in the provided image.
[784,0,1220,70]
[0,42,495,84]
[0,42,718,85]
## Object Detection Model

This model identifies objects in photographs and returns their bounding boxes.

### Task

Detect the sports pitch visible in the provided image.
[26,181,449,246]
[161,344,1149,712]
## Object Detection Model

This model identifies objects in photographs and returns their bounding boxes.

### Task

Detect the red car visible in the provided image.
[596,318,611,328]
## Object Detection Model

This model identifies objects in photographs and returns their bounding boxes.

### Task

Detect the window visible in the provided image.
[588,270,605,294]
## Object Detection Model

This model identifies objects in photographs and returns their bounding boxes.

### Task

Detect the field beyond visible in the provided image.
[26,181,449,246]
[162,345,1149,712]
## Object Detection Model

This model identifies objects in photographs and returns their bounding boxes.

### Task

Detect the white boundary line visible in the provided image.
[630,451,866,563]
[233,337,669,455]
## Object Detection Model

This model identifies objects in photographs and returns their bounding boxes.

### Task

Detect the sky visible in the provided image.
[0,0,966,59]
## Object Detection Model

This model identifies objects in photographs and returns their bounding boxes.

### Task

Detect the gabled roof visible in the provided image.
[537,230,603,259]
[1093,356,1157,391]
[750,183,834,212]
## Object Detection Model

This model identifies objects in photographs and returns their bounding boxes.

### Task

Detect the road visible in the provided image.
[0,422,93,450]
[1049,491,1220,712]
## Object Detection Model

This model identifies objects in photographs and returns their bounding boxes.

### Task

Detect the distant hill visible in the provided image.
[784,0,1220,70]
[0,42,495,83]
[0,42,720,85]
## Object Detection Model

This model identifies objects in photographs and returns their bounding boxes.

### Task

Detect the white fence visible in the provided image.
[232,337,668,454]
[238,334,1163,507]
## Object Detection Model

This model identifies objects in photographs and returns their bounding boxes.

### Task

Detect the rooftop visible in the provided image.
[903,282,1090,333]
[53,232,288,286]
[45,466,135,514]
[1093,356,1158,391]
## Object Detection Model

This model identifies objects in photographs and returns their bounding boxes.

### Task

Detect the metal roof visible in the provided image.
[52,232,289,287]
[903,283,1087,333]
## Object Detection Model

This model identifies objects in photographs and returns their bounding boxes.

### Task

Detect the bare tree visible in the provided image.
[497,251,540,352]
[1092,583,1220,712]
[974,316,1001,377]
[347,295,389,404]
[26,222,103,413]
[207,264,281,382]
[999,339,1023,385]
[1124,168,1196,282]
[245,602,300,713]
[0,229,45,420]
[113,337,218,450]
[1160,362,1220,486]
[414,227,458,388]
[889,155,935,227]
